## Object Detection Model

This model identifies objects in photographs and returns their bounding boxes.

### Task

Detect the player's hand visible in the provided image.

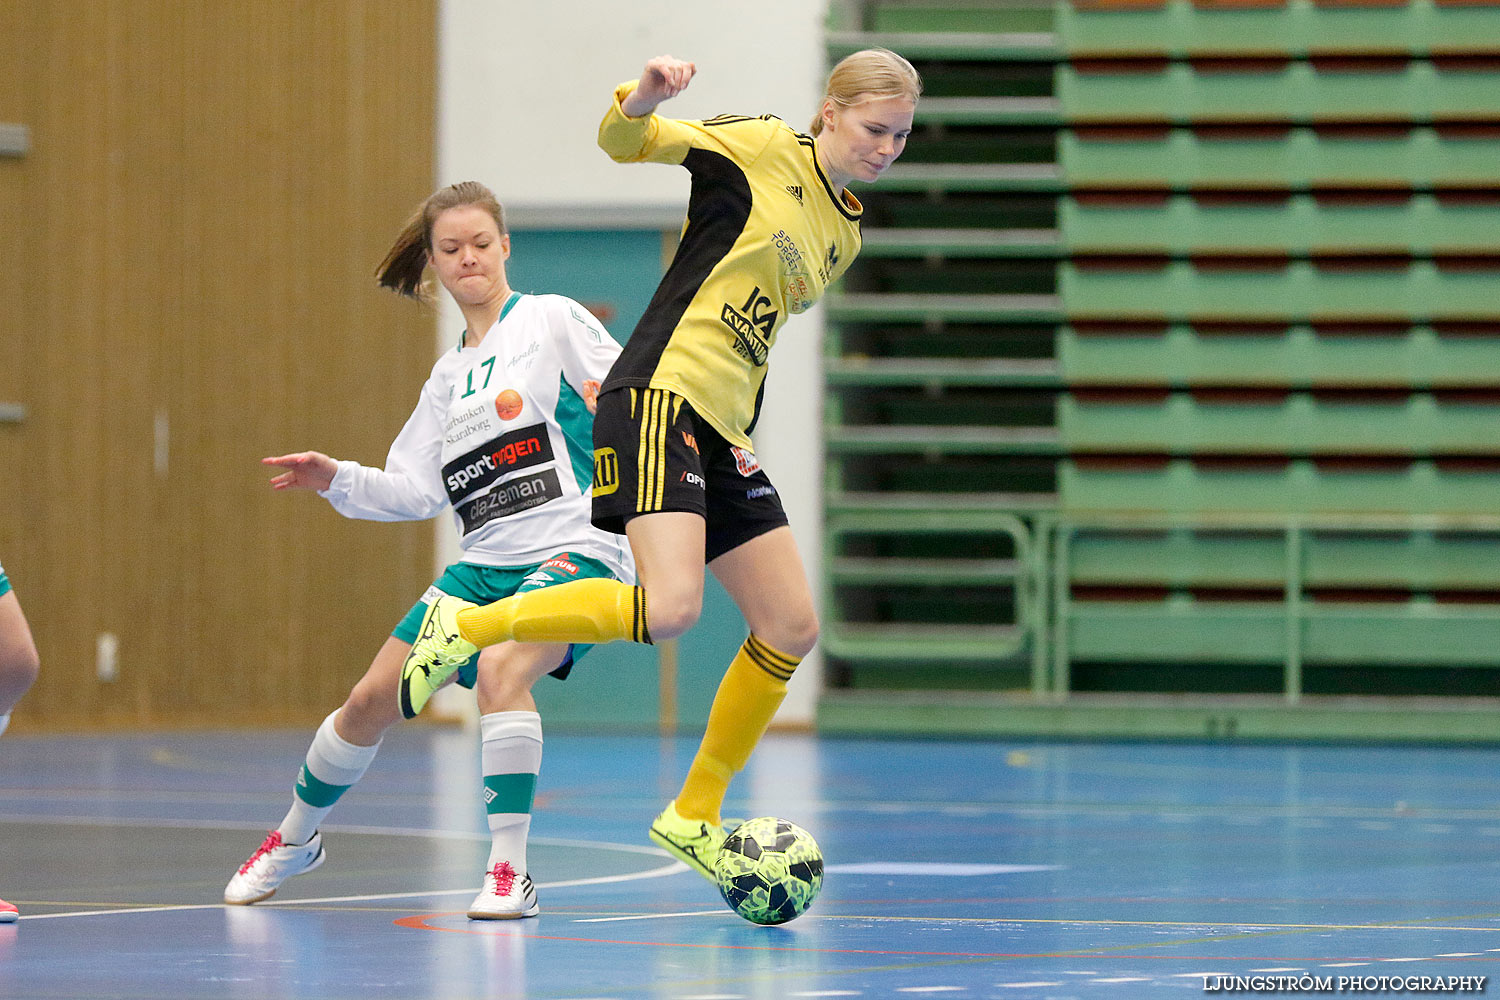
[582,380,601,414]
[262,451,338,492]
[622,55,696,117]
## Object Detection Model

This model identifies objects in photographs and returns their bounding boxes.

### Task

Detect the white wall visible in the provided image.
[439,0,829,227]
[437,0,831,726]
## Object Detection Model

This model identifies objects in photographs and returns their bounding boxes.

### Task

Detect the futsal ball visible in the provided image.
[713,816,824,925]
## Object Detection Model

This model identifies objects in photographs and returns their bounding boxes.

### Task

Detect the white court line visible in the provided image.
[10,789,1500,821]
[25,860,686,921]
[21,903,227,921]
[264,861,691,909]
[16,816,687,921]
[573,909,725,924]
[827,862,1059,876]
[11,793,1500,826]
[0,813,672,856]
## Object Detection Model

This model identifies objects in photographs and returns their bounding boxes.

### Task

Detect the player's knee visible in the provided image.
[787,612,820,659]
[643,588,701,642]
[341,678,375,716]
[742,593,818,660]
[473,652,531,706]
[473,673,515,710]
[340,678,400,740]
[769,609,819,660]
[0,645,39,699]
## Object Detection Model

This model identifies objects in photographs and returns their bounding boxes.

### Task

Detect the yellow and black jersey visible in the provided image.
[597,80,863,450]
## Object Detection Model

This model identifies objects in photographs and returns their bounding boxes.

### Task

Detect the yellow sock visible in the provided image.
[456,578,651,647]
[675,634,800,824]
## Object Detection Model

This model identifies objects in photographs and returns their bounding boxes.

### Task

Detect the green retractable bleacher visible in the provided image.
[820,0,1064,701]
[1054,0,1500,718]
[820,0,1500,740]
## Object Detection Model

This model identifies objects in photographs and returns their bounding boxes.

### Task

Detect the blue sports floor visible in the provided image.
[0,726,1497,998]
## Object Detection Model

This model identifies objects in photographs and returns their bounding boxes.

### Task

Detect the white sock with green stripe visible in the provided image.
[278,710,380,846]
[480,710,543,873]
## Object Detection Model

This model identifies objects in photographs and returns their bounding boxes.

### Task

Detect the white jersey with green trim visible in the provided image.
[319,292,634,582]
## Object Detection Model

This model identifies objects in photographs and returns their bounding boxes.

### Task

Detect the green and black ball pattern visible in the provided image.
[713,816,824,925]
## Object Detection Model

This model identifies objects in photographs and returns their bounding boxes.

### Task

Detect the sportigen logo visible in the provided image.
[443,425,555,502]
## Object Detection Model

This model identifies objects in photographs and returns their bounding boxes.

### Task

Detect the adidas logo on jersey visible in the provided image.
[785,185,803,203]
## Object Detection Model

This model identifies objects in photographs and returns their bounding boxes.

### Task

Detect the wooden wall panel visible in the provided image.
[0,1,438,730]
[0,0,42,689]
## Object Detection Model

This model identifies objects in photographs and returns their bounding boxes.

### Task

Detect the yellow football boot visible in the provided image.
[649,799,728,882]
[399,595,479,719]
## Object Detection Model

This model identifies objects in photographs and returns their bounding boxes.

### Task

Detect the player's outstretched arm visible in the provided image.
[621,55,696,118]
[263,452,338,492]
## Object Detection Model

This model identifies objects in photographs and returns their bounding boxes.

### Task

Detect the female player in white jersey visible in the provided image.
[0,558,41,921]
[400,51,921,882]
[224,181,632,919]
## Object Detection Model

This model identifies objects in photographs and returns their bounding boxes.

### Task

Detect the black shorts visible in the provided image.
[590,387,789,562]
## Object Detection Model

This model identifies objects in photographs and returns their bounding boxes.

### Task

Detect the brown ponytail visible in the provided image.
[375,181,507,300]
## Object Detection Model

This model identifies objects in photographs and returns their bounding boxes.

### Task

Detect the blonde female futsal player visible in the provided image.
[0,559,41,921]
[401,50,921,880]
[224,181,631,919]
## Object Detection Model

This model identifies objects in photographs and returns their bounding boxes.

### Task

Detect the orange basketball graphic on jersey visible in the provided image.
[495,390,523,421]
